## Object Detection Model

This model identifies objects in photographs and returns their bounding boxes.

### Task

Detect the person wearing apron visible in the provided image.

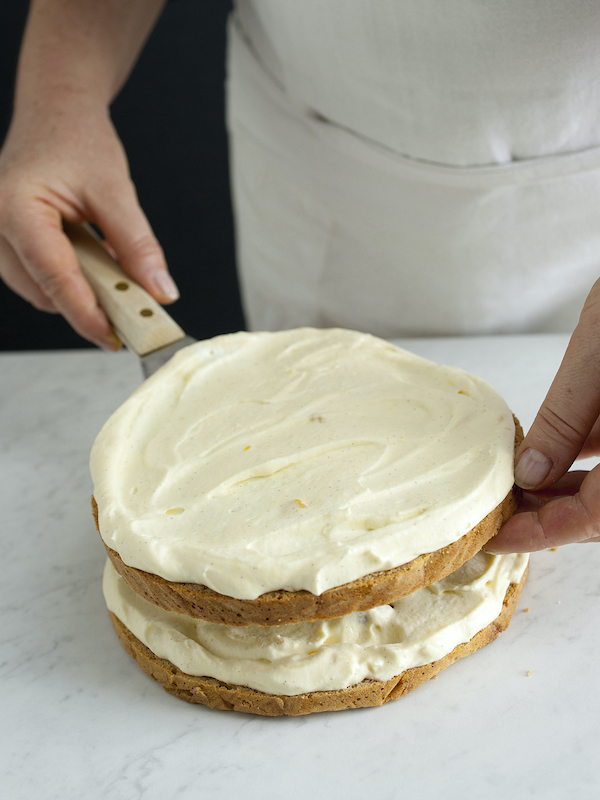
[0,0,599,551]
[229,0,600,339]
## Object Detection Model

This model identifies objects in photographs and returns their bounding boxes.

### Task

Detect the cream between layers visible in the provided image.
[91,328,516,599]
[103,552,528,696]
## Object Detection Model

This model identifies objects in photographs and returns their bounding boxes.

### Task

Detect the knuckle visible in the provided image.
[574,494,600,540]
[535,405,587,449]
[36,268,75,300]
[121,233,163,268]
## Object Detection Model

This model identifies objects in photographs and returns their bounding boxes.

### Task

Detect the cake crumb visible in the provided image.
[549,547,557,551]
[294,499,306,508]
[527,670,534,677]
[523,608,529,612]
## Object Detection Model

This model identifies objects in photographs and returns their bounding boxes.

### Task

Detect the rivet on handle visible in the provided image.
[65,221,185,356]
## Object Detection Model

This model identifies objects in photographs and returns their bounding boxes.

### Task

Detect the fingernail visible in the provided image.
[514,448,552,489]
[152,271,179,301]
[98,332,123,352]
[482,542,500,554]
[482,538,507,555]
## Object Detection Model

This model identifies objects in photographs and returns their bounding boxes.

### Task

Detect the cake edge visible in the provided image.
[108,564,528,716]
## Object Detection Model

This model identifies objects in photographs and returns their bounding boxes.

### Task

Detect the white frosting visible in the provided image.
[103,552,529,695]
[91,328,515,599]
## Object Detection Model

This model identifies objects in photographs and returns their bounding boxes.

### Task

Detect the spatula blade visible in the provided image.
[140,335,198,379]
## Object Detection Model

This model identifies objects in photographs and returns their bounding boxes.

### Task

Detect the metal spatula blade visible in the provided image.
[65,222,196,378]
[139,334,198,379]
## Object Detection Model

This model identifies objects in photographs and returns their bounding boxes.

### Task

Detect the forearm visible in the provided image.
[0,0,176,350]
[13,0,167,121]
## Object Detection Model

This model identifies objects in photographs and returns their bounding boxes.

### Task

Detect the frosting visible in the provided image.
[91,328,515,599]
[103,551,528,695]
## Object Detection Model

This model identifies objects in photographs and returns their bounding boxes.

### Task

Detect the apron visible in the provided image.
[226,2,600,337]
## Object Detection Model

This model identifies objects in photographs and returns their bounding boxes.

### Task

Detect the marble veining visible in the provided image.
[1,337,599,800]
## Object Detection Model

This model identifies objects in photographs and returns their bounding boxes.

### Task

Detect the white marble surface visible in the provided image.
[2,335,600,800]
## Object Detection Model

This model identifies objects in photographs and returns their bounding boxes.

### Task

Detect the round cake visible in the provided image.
[91,327,528,714]
[91,328,522,626]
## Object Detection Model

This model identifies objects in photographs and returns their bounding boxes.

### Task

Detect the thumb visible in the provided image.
[88,178,179,305]
[487,468,600,553]
[514,281,600,490]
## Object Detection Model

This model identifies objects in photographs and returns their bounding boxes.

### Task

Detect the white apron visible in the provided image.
[226,1,600,337]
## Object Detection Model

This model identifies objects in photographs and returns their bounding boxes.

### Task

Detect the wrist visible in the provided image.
[12,82,111,130]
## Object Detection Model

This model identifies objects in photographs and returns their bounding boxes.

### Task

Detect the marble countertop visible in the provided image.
[2,334,599,800]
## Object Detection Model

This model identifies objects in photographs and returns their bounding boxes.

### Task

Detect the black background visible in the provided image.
[0,0,244,351]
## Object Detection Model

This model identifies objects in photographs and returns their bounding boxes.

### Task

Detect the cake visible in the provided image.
[91,328,527,715]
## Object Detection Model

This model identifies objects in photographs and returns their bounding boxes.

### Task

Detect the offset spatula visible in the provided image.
[65,222,197,379]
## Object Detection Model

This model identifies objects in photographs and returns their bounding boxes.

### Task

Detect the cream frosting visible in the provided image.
[103,552,528,696]
[91,328,516,599]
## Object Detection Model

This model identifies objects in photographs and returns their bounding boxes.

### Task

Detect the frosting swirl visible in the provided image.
[91,328,515,599]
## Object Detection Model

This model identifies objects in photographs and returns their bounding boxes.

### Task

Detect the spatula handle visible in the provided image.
[64,221,185,357]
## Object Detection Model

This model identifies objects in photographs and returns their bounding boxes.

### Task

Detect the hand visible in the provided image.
[0,101,178,350]
[487,281,600,553]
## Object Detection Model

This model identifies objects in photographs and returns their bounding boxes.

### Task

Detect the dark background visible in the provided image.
[0,0,244,351]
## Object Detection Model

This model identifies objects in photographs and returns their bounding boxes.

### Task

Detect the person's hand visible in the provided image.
[0,100,178,350]
[487,281,600,553]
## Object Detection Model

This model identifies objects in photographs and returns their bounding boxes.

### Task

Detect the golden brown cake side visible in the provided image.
[108,565,528,716]
[97,486,518,625]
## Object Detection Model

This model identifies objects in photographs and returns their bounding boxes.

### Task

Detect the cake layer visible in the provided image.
[109,572,526,715]
[95,487,518,624]
[104,551,528,697]
[91,328,517,599]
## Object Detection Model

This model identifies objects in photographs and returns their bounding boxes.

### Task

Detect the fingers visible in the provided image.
[514,279,600,490]
[0,181,176,348]
[524,470,588,499]
[487,466,600,553]
[4,203,121,350]
[89,178,179,304]
[1,183,177,347]
[0,104,177,344]
[0,235,57,313]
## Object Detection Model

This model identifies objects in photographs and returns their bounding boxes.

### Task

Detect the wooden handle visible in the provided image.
[64,221,185,357]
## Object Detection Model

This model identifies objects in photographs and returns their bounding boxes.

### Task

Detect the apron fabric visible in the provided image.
[226,3,600,337]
